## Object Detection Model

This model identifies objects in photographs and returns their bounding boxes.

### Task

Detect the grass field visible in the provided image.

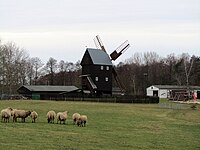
[0,99,200,150]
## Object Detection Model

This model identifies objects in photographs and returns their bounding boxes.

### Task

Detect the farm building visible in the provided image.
[17,85,79,100]
[146,85,200,99]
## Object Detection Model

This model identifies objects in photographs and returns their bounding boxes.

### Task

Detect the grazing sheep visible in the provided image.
[72,113,80,125]
[47,110,56,123]
[30,111,38,123]
[13,109,31,123]
[56,111,69,124]
[1,111,10,123]
[1,107,13,123]
[77,115,87,127]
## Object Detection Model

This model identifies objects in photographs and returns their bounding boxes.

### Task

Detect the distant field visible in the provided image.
[0,99,200,150]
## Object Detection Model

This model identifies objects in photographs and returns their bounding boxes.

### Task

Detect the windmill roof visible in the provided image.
[18,85,79,92]
[87,48,112,65]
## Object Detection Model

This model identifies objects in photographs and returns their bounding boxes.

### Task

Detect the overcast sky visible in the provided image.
[0,0,200,64]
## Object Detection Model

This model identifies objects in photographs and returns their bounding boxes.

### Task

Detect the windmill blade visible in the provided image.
[94,35,107,53]
[110,40,130,61]
[112,67,125,93]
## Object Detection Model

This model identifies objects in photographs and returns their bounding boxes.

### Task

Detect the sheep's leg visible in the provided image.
[73,119,76,125]
[13,115,18,122]
[52,116,54,123]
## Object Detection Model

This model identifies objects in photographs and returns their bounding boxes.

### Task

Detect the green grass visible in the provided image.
[0,99,200,150]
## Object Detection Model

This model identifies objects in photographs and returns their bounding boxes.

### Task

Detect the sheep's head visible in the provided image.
[64,111,69,115]
[7,107,13,111]
[27,111,31,116]
[77,121,81,126]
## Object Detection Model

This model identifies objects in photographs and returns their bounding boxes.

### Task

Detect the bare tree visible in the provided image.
[182,54,194,94]
[30,57,44,85]
[58,60,66,85]
[46,57,57,85]
[26,60,34,85]
[0,40,4,95]
[0,42,29,94]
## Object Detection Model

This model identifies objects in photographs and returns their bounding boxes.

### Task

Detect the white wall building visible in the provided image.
[146,85,200,99]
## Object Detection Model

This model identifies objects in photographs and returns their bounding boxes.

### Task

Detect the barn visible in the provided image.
[17,85,79,100]
[146,85,200,99]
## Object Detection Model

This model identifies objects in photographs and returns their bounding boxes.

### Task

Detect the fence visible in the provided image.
[57,95,159,104]
[0,94,159,104]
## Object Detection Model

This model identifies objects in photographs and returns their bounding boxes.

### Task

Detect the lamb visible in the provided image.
[13,109,31,123]
[72,113,80,125]
[56,111,69,124]
[1,107,13,123]
[77,115,87,127]
[47,110,56,123]
[30,111,38,123]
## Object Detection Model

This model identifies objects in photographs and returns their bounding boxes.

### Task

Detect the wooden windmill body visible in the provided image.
[80,35,130,96]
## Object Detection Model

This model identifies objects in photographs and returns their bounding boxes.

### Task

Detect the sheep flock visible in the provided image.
[1,107,88,127]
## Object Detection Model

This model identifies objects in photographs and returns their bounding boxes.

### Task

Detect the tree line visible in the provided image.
[0,40,200,95]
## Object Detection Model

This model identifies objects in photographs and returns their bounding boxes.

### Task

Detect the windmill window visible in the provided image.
[95,77,99,81]
[105,77,109,82]
[106,66,109,70]
[100,66,104,70]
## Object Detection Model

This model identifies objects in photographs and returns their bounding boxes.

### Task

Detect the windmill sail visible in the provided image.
[94,35,107,52]
[112,68,125,93]
[110,40,130,61]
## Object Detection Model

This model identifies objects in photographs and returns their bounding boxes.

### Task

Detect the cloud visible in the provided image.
[0,0,199,63]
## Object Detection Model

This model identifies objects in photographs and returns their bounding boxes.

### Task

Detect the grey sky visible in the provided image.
[0,0,200,63]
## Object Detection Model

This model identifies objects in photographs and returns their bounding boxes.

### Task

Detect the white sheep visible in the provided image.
[77,115,87,127]
[56,111,69,124]
[13,109,31,123]
[1,107,13,123]
[72,113,80,125]
[30,111,38,123]
[47,110,56,123]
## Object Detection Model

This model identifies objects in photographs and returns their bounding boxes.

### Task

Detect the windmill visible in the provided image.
[93,35,130,93]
